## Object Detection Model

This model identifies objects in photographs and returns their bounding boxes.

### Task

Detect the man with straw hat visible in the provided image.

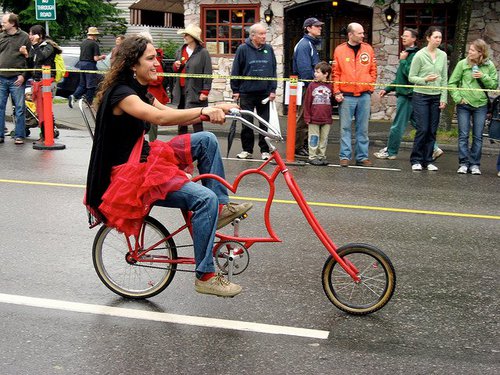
[68,26,106,107]
[172,24,213,135]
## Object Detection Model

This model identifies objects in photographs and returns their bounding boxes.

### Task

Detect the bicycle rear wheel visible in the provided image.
[322,243,395,315]
[93,216,177,299]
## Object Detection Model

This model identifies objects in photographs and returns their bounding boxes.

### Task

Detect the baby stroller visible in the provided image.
[10,84,60,139]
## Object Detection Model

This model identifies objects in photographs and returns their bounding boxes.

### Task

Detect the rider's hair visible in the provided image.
[95,35,150,106]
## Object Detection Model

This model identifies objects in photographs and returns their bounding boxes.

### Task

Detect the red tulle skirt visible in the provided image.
[99,135,192,237]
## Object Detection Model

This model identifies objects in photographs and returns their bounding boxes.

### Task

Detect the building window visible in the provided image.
[201,4,259,56]
[400,4,457,55]
[130,9,183,27]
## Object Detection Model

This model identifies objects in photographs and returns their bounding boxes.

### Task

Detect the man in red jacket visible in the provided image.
[333,22,377,167]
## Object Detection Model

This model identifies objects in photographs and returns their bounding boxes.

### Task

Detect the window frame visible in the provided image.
[399,4,457,54]
[201,4,260,57]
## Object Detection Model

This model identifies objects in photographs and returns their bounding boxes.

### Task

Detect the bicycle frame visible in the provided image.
[127,109,361,282]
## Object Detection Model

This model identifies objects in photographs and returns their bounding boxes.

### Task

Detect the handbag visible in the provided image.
[269,100,280,134]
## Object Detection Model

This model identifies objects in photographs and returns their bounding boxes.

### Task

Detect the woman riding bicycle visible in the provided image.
[85,35,251,298]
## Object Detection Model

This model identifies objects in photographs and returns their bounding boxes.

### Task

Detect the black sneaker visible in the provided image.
[294,148,309,158]
[308,158,323,166]
[0,137,4,143]
[68,95,74,109]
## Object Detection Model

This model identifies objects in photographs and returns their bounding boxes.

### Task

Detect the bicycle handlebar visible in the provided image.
[226,109,283,141]
[200,109,283,141]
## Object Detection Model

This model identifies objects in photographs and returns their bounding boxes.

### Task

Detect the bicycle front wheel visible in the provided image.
[93,216,177,299]
[322,243,396,315]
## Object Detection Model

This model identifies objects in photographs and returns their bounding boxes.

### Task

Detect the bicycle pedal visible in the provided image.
[231,213,248,226]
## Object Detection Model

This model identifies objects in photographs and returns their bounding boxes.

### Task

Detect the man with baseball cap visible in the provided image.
[68,26,106,107]
[292,17,324,157]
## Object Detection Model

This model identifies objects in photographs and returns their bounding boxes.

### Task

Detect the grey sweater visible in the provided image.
[0,28,31,78]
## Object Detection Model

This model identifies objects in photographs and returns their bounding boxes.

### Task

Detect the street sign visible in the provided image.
[35,0,56,21]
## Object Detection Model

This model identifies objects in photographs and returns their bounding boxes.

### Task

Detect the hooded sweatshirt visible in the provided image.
[230,38,277,95]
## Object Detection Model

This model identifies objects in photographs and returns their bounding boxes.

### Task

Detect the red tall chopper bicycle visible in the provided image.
[90,107,396,315]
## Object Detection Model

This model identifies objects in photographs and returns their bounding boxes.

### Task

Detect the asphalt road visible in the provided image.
[0,126,499,374]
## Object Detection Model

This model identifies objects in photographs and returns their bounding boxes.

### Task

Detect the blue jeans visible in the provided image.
[410,93,441,166]
[338,93,371,161]
[156,132,229,275]
[0,76,26,139]
[73,61,99,103]
[456,103,487,167]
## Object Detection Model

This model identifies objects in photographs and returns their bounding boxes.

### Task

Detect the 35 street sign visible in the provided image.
[35,0,56,21]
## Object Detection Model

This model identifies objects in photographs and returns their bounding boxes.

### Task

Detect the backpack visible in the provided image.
[53,52,66,83]
[486,95,500,140]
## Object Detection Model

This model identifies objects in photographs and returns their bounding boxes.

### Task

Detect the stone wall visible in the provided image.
[468,0,500,67]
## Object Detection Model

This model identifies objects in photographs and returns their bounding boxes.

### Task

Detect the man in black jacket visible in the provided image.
[68,27,106,107]
[231,23,277,160]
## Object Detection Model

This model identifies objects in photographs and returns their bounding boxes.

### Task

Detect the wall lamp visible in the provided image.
[384,5,397,26]
[264,6,273,25]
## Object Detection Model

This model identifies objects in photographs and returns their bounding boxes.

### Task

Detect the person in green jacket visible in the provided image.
[449,39,498,175]
[375,28,419,159]
[408,26,448,172]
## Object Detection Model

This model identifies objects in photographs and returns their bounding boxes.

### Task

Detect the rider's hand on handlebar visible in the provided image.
[214,102,240,114]
[201,107,226,124]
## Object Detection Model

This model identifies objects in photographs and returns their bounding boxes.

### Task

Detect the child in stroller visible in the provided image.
[10,82,59,140]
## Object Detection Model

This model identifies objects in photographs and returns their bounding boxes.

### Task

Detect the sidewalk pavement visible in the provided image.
[51,102,498,155]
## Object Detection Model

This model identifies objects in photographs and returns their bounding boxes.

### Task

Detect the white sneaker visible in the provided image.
[426,163,438,171]
[470,165,481,175]
[432,148,444,160]
[236,151,252,159]
[457,165,468,174]
[412,163,423,171]
[497,171,500,177]
[374,150,389,159]
[261,152,270,160]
